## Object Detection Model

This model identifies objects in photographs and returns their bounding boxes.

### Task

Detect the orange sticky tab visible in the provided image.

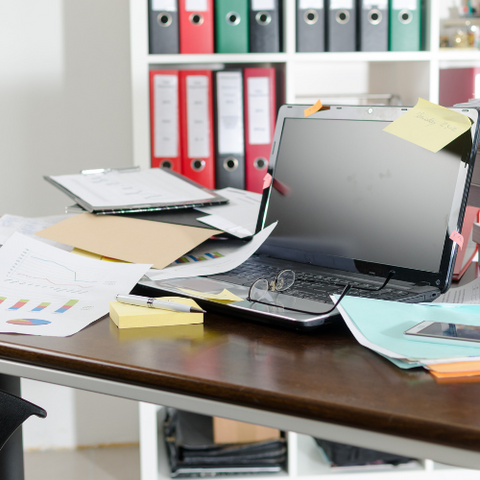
[450,231,464,250]
[263,173,272,189]
[304,100,323,118]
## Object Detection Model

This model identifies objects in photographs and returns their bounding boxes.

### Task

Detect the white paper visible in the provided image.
[216,72,244,155]
[153,74,179,158]
[48,168,214,210]
[0,214,75,250]
[152,0,177,11]
[392,0,417,10]
[329,0,353,8]
[299,0,324,9]
[186,75,211,158]
[247,77,271,146]
[435,276,480,304]
[195,188,261,238]
[185,0,207,12]
[251,0,275,10]
[146,222,277,281]
[0,233,151,337]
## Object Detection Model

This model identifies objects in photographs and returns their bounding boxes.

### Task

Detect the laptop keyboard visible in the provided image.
[211,261,412,303]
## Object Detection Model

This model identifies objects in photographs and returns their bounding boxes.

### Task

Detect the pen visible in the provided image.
[116,294,206,314]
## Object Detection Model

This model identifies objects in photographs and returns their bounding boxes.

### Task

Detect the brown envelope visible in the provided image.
[35,213,221,269]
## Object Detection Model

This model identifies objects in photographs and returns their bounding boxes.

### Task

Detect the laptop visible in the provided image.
[139,104,480,331]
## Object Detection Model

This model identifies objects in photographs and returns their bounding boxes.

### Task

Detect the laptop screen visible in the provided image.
[258,105,478,291]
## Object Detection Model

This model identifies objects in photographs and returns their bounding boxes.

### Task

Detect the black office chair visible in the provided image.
[0,389,46,451]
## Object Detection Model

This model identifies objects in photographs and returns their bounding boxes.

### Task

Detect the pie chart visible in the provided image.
[7,319,51,326]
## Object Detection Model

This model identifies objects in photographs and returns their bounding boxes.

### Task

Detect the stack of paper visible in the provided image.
[335,295,480,380]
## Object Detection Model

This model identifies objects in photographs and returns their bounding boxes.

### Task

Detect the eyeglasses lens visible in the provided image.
[275,270,295,291]
[250,278,270,301]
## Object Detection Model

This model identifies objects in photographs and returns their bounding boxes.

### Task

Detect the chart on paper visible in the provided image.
[4,247,119,295]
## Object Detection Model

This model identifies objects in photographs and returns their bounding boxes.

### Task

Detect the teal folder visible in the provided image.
[215,0,249,53]
[336,295,480,363]
[389,0,422,51]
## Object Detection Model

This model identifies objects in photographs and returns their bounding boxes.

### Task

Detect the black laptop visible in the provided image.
[139,104,480,330]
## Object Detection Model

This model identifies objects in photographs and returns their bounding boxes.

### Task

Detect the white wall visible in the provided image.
[0,0,139,449]
[0,0,133,217]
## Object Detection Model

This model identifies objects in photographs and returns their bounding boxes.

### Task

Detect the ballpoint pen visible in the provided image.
[116,294,206,314]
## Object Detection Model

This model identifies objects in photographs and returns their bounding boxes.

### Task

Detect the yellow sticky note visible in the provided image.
[304,100,323,117]
[179,288,243,303]
[383,98,472,153]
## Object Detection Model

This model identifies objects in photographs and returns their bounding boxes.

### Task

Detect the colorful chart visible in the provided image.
[32,302,50,312]
[55,299,79,313]
[0,297,6,305]
[7,319,51,326]
[175,252,224,264]
[9,299,29,310]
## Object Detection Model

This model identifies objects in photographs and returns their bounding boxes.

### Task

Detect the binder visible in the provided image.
[249,0,281,53]
[148,0,179,54]
[179,0,214,54]
[214,70,245,190]
[327,0,357,52]
[357,0,388,52]
[296,0,326,52]
[215,0,249,53]
[389,0,422,52]
[149,70,182,172]
[452,206,480,281]
[439,67,480,106]
[244,68,276,193]
[179,70,215,189]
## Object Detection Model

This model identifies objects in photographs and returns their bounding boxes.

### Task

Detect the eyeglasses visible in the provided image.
[247,269,396,316]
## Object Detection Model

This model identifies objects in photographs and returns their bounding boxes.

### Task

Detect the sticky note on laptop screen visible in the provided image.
[383,98,472,153]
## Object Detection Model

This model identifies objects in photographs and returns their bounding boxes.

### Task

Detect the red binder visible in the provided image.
[453,205,480,281]
[244,68,276,193]
[149,70,182,172]
[179,0,214,54]
[179,70,215,189]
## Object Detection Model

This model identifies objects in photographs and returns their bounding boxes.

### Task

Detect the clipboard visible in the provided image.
[44,167,228,214]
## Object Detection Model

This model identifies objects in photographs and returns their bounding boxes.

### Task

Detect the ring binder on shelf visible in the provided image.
[249,0,281,52]
[148,0,180,54]
[389,0,422,51]
[327,0,356,52]
[179,0,214,53]
[358,0,388,51]
[215,0,249,53]
[296,0,326,52]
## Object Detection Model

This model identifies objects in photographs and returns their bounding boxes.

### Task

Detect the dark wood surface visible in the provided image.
[0,310,480,453]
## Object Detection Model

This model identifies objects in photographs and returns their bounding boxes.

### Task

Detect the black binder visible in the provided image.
[163,409,286,477]
[326,0,356,52]
[357,0,388,51]
[249,0,281,53]
[148,0,179,54]
[296,0,326,52]
[213,70,246,190]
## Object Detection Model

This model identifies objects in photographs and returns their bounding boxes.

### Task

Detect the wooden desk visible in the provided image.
[1,310,480,475]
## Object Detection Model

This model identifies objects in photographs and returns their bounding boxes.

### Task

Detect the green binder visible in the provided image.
[389,0,422,51]
[215,0,249,53]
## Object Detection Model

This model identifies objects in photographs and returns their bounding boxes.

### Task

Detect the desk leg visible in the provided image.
[0,374,25,480]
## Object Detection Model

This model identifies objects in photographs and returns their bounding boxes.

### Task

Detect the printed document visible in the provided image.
[0,233,151,337]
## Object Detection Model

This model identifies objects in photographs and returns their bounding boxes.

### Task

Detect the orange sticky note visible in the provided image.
[263,173,272,189]
[450,231,464,250]
[304,100,323,117]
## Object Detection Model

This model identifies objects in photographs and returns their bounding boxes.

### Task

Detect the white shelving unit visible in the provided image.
[130,2,480,478]
[138,404,480,480]
[129,0,480,170]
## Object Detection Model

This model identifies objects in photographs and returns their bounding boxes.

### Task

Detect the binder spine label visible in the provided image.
[186,0,207,11]
[186,75,211,158]
[152,0,177,10]
[362,0,387,6]
[153,75,179,158]
[299,0,324,8]
[330,0,353,8]
[217,73,244,155]
[251,0,275,9]
[247,77,272,145]
[392,0,417,9]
